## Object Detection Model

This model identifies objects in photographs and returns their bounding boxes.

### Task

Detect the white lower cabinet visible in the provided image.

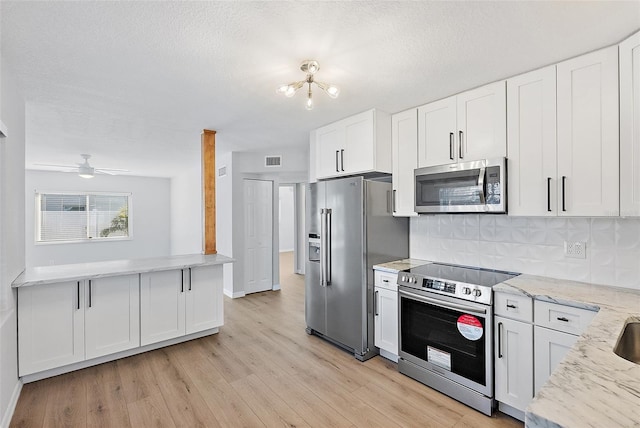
[533,326,578,394]
[141,266,224,346]
[373,270,398,361]
[494,316,534,415]
[85,275,140,359]
[18,281,85,376]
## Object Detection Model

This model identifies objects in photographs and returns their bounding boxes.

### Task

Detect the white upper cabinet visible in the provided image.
[557,46,619,216]
[457,81,507,162]
[620,31,640,217]
[418,81,506,168]
[314,109,391,179]
[418,96,457,167]
[391,108,418,217]
[507,65,558,216]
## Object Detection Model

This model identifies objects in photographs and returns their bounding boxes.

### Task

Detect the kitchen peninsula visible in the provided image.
[12,254,233,382]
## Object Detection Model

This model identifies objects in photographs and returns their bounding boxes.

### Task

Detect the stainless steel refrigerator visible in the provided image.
[305,176,409,361]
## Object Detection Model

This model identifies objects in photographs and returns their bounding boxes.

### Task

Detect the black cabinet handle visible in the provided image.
[498,322,503,358]
[562,176,567,212]
[335,151,339,172]
[88,280,92,308]
[449,133,454,160]
[557,316,569,322]
[458,131,464,159]
[506,304,517,309]
[374,291,379,316]
[392,190,397,213]
[340,149,345,172]
[547,177,552,212]
[181,271,184,293]
[77,281,80,310]
[188,268,192,291]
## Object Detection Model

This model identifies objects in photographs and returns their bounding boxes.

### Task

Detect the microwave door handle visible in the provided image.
[477,166,486,204]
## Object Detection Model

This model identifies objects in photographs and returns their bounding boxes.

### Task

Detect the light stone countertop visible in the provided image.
[495,275,640,428]
[12,253,235,288]
[372,258,431,273]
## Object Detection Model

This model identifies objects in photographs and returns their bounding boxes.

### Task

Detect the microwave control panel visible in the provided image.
[485,165,501,205]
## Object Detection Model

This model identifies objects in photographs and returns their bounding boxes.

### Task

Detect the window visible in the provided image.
[36,192,131,243]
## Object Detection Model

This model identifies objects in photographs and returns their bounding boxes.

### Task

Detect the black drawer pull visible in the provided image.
[557,316,569,322]
[506,304,517,309]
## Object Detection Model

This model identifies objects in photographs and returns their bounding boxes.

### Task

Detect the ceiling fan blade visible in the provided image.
[33,163,77,168]
[95,167,130,172]
[95,169,117,176]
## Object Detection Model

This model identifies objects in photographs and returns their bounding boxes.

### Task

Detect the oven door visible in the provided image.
[398,287,493,397]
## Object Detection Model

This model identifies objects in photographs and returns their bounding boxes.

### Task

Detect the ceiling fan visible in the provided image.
[34,154,130,178]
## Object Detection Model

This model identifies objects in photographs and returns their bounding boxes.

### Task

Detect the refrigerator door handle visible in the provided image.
[320,209,326,286]
[325,209,332,286]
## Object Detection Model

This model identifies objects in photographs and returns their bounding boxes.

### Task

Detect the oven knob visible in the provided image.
[473,289,482,297]
[401,275,406,282]
[462,287,471,295]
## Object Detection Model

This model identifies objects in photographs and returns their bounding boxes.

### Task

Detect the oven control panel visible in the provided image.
[397,273,491,304]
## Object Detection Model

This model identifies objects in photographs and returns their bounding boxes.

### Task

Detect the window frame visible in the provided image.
[34,190,133,245]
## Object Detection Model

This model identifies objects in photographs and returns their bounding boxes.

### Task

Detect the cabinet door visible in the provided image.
[620,31,640,216]
[457,81,507,162]
[507,66,557,216]
[494,316,533,413]
[315,124,344,179]
[557,46,619,216]
[417,96,457,167]
[344,110,375,174]
[186,265,224,334]
[391,109,418,217]
[374,287,398,357]
[85,275,140,359]
[534,326,578,394]
[18,282,84,376]
[140,270,186,346]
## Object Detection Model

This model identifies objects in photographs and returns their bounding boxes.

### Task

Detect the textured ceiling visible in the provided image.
[2,1,639,178]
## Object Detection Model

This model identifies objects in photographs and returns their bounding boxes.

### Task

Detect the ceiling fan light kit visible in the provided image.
[276,60,339,110]
[78,154,95,178]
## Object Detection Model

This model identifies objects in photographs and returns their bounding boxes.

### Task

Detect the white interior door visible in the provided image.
[244,179,273,294]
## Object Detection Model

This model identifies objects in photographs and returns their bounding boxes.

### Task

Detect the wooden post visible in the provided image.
[202,129,217,254]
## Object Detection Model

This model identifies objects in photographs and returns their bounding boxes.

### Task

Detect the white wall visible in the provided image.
[295,183,306,274]
[215,151,235,297]
[170,165,202,255]
[279,185,295,252]
[410,215,640,291]
[0,59,25,428]
[25,170,171,266]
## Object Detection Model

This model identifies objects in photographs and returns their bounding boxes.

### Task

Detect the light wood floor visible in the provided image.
[11,253,522,428]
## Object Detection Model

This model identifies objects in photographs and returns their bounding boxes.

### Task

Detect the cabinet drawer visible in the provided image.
[534,301,596,335]
[374,270,398,291]
[494,292,533,322]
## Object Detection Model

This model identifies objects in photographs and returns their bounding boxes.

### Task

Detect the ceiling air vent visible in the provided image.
[265,155,282,167]
[218,166,227,177]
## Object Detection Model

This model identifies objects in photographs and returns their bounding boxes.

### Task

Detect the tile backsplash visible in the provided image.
[410,215,640,291]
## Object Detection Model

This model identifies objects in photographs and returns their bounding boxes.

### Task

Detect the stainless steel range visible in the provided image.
[397,263,519,415]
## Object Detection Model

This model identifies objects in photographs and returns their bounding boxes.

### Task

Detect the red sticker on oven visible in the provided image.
[457,314,483,341]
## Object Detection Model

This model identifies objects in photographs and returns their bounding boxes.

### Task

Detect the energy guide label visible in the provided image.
[457,314,483,341]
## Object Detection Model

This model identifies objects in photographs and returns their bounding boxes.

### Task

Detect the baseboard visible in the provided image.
[223,289,246,299]
[0,379,22,428]
[272,283,281,291]
[498,401,525,422]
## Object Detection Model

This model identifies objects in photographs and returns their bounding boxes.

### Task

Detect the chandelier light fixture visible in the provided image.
[276,60,340,110]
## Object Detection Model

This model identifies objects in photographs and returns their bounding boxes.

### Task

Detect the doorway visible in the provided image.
[243,179,273,294]
[279,183,305,287]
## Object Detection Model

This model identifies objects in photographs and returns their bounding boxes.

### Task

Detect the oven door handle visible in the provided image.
[399,289,487,316]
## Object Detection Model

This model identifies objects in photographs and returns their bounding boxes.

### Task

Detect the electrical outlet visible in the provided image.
[564,241,587,259]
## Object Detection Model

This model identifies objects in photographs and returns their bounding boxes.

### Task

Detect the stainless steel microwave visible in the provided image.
[414,158,507,214]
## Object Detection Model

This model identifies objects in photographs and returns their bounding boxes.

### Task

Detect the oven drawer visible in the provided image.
[534,301,596,335]
[374,270,398,292]
[494,292,532,322]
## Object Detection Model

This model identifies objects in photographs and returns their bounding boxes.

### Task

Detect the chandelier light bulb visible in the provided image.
[325,85,340,99]
[305,95,314,110]
[284,85,297,97]
[276,84,289,95]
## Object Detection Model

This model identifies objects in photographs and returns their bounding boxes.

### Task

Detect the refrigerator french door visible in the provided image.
[305,176,408,361]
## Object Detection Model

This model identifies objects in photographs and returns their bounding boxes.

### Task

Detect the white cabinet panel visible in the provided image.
[391,109,418,217]
[314,109,391,179]
[18,281,85,376]
[495,316,534,415]
[186,265,224,334]
[534,326,578,394]
[140,270,186,346]
[85,275,140,359]
[417,96,457,167]
[374,287,398,360]
[507,66,557,216]
[557,46,619,216]
[620,31,640,216]
[457,81,507,162]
